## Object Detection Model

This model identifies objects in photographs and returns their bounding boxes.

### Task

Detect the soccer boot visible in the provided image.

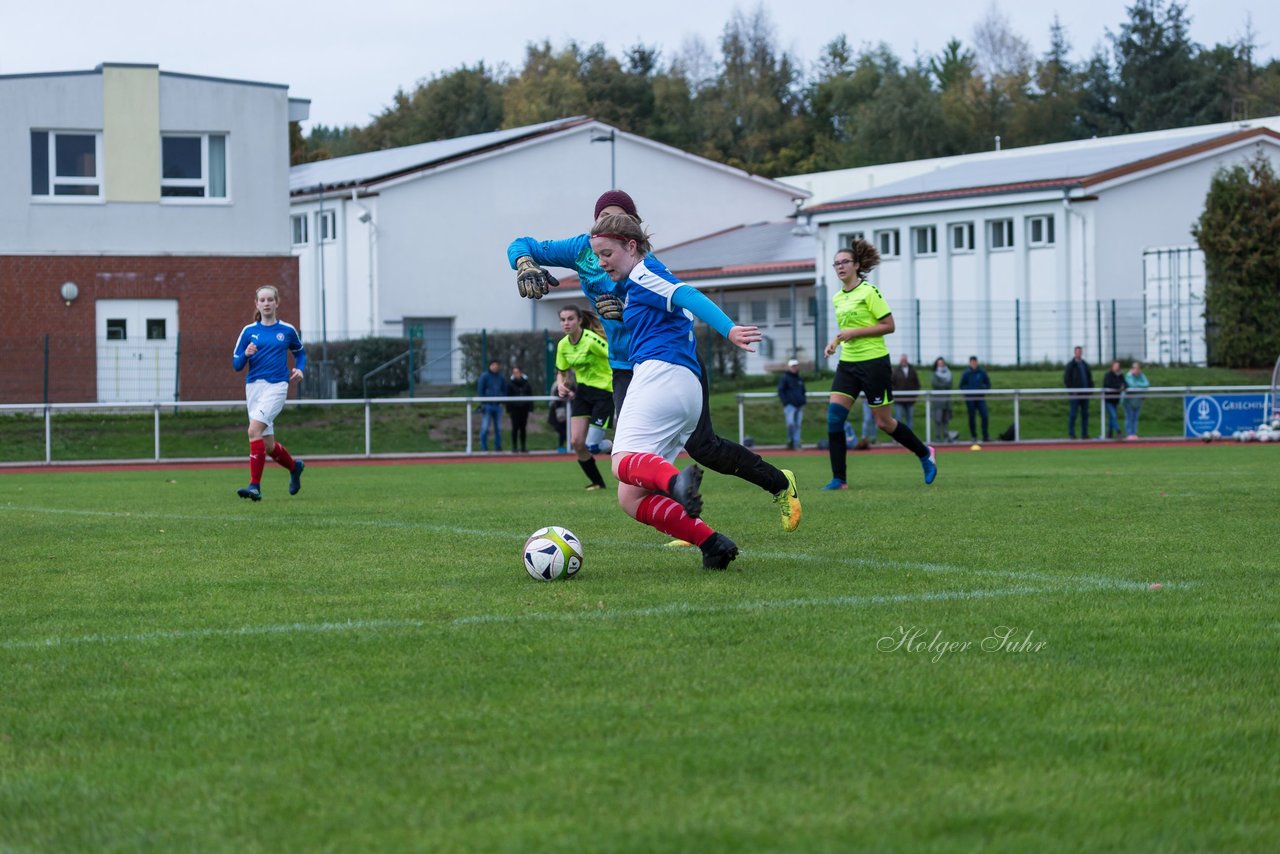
[820,478,848,490]
[921,447,937,485]
[237,484,262,501]
[665,539,694,548]
[773,469,802,532]
[700,532,739,570]
[289,459,305,495]
[666,464,704,518]
[584,482,605,491]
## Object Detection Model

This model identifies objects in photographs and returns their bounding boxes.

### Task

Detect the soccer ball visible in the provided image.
[523,526,583,581]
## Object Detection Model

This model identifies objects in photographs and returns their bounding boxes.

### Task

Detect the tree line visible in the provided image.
[291,1,1280,177]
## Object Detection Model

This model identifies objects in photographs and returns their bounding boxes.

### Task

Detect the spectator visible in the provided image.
[890,354,921,431]
[931,357,956,443]
[959,356,991,442]
[1064,345,1094,439]
[505,365,533,453]
[777,358,807,450]
[1123,361,1151,439]
[1102,360,1125,439]
[476,359,506,452]
[548,398,568,452]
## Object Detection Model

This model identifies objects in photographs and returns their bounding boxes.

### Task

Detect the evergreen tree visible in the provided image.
[1191,153,1280,367]
[1013,19,1086,145]
[502,41,590,128]
[358,63,505,151]
[1111,0,1210,131]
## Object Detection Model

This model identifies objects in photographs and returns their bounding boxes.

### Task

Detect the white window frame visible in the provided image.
[161,133,229,202]
[912,225,937,256]
[874,228,900,258]
[950,222,975,253]
[988,219,1014,251]
[291,214,309,246]
[840,231,865,249]
[31,130,103,202]
[1027,215,1055,247]
[318,209,337,242]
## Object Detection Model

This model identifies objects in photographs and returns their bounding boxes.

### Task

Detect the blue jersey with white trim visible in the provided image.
[232,321,306,384]
[507,233,634,370]
[620,258,701,374]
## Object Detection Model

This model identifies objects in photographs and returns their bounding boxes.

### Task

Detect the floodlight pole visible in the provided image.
[591,130,616,188]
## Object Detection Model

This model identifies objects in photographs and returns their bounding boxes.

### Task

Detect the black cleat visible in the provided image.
[237,484,262,501]
[667,464,704,518]
[700,532,739,570]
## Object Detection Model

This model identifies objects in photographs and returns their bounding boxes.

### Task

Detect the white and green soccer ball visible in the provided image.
[523,526,583,581]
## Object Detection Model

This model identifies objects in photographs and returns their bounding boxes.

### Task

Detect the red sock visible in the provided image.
[269,442,295,471]
[635,494,713,547]
[249,439,266,485]
[617,452,679,493]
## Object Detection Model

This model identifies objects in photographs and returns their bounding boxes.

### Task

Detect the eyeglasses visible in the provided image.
[832,259,854,267]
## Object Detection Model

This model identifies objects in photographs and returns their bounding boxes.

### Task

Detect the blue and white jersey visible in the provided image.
[232,320,306,384]
[507,233,634,371]
[620,258,702,374]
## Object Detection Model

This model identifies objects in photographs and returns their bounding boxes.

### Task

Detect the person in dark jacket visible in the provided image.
[890,355,921,431]
[505,365,534,453]
[959,356,991,442]
[1064,345,1094,439]
[777,359,808,450]
[1102,360,1125,439]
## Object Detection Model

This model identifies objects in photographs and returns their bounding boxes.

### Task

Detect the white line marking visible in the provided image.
[0,619,425,651]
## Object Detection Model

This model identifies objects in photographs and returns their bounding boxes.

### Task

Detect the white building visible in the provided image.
[287,117,806,381]
[790,119,1280,366]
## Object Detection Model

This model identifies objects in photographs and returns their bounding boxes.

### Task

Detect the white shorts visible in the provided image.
[611,360,700,462]
[246,380,289,435]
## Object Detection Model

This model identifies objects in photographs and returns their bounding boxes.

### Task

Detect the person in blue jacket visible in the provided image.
[507,190,800,535]
[959,355,991,443]
[475,359,506,452]
[231,285,306,501]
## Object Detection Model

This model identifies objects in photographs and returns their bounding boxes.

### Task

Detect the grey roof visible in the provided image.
[658,221,814,278]
[290,117,589,193]
[816,130,1229,209]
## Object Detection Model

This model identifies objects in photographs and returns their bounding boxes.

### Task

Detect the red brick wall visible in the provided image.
[0,255,299,403]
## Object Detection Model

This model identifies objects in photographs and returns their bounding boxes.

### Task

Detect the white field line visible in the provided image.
[3,586,1046,651]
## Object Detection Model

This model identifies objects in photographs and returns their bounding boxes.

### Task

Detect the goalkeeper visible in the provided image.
[507,190,800,534]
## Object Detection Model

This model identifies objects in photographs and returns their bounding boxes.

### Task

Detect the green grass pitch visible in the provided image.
[2,445,1277,850]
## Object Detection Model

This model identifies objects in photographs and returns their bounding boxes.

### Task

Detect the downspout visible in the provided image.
[1063,188,1088,353]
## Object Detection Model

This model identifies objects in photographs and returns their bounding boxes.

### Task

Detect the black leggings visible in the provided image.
[613,364,786,496]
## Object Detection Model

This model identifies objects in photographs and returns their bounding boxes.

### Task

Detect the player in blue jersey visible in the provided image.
[231,285,307,501]
[588,212,760,569]
[507,190,800,534]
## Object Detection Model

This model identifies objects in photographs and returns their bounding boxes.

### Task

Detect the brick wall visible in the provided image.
[0,255,300,403]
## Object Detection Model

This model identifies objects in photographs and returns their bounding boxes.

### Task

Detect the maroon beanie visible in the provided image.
[594,190,638,220]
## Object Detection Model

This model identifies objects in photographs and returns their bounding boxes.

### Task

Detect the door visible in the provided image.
[403,317,455,384]
[96,299,179,402]
[1142,247,1206,366]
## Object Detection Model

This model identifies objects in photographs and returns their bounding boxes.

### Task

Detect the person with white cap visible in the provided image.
[777,358,807,450]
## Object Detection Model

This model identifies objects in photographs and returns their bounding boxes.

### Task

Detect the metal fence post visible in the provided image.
[154,404,161,461]
[1111,299,1117,361]
[915,299,921,366]
[43,334,49,405]
[1015,299,1022,366]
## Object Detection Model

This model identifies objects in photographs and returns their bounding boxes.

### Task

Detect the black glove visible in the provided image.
[595,293,624,321]
[516,256,559,299]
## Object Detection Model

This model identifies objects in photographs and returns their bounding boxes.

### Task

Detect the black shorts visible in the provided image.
[570,383,614,429]
[832,355,894,407]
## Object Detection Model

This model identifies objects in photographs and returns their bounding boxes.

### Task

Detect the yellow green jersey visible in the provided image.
[555,328,613,391]
[832,281,892,362]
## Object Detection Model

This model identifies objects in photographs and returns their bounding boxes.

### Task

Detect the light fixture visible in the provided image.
[60,281,79,305]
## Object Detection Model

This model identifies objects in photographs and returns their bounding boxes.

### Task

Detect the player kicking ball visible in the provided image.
[589,213,759,569]
[231,285,307,501]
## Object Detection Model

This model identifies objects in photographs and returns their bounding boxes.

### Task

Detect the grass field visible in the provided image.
[2,445,1278,850]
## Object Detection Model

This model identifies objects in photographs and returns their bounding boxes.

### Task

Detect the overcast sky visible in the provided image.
[2,0,1276,129]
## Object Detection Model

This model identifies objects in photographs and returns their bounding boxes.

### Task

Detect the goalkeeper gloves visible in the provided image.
[515,256,558,299]
[595,293,624,321]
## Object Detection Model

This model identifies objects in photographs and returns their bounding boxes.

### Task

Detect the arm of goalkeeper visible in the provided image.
[515,256,559,299]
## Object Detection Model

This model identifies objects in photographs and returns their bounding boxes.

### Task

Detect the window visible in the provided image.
[161,133,227,198]
[840,231,865,249]
[988,219,1014,250]
[950,222,975,252]
[1027,215,1055,246]
[912,225,937,256]
[777,298,792,321]
[146,319,167,341]
[750,300,769,324]
[318,210,337,242]
[804,297,817,325]
[724,301,741,322]
[106,319,127,340]
[874,229,900,258]
[291,214,309,245]
[30,130,102,198]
